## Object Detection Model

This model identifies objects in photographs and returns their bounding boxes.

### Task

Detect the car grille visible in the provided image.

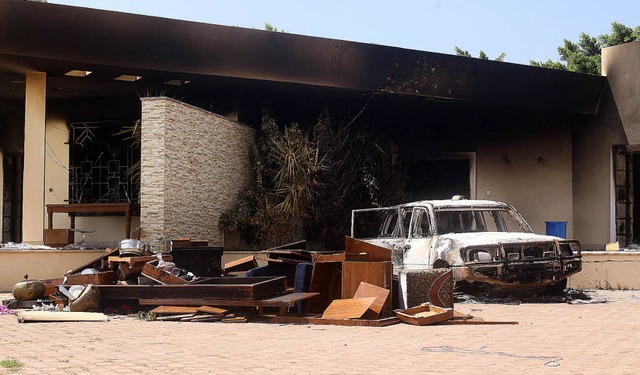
[503,242,555,260]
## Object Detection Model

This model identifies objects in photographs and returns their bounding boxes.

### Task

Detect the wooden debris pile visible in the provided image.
[2,236,518,326]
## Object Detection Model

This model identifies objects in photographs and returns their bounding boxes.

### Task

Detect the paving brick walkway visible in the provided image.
[1,290,638,374]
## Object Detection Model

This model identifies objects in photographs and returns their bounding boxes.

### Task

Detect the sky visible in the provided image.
[49,0,640,65]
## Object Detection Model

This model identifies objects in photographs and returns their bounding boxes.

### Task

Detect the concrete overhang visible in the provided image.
[0,0,605,114]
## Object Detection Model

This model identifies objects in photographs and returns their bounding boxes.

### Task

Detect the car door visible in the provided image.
[403,206,436,270]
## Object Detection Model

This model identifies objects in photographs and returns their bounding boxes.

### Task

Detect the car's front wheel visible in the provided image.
[545,279,568,295]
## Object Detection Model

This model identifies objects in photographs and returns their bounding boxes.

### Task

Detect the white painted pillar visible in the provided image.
[22,72,47,243]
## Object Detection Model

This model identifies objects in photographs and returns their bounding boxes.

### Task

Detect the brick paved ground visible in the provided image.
[1,290,639,374]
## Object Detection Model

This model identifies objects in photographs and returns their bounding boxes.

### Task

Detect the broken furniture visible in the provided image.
[140,293,319,316]
[105,275,318,316]
[45,203,139,246]
[108,254,173,280]
[97,276,287,300]
[170,244,223,277]
[341,237,393,314]
[395,303,454,326]
[398,268,454,309]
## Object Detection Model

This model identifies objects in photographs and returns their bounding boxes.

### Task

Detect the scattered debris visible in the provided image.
[16,310,109,323]
[0,305,14,315]
[2,236,527,327]
[454,288,600,305]
[395,303,454,326]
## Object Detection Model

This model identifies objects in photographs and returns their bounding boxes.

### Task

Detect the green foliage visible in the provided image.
[529,59,568,70]
[530,21,640,74]
[220,109,406,249]
[0,358,24,371]
[264,23,285,33]
[455,46,506,62]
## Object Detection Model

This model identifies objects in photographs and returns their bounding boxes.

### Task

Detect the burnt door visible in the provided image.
[2,154,23,243]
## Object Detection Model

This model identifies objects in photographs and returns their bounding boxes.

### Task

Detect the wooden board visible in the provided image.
[395,304,454,326]
[117,262,145,279]
[65,271,117,285]
[252,314,400,327]
[341,261,392,312]
[181,314,223,322]
[196,306,228,314]
[139,293,318,308]
[435,318,519,325]
[142,261,189,285]
[98,276,286,300]
[108,255,172,266]
[16,311,109,323]
[344,236,391,261]
[311,253,345,263]
[435,312,519,325]
[265,240,307,251]
[353,282,391,319]
[149,306,199,315]
[321,297,376,320]
[155,314,194,321]
[308,262,342,313]
[223,256,258,273]
[65,248,119,275]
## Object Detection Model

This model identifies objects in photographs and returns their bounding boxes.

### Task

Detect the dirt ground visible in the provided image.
[1,289,639,374]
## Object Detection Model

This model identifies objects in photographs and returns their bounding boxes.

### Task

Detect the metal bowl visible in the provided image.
[119,239,145,256]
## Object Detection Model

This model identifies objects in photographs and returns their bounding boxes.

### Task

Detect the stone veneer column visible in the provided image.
[140,99,167,241]
[140,97,255,246]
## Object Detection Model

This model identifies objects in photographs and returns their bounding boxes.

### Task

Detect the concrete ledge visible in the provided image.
[569,251,640,290]
[0,249,106,292]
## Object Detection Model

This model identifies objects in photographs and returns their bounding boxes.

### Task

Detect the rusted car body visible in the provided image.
[351,199,582,292]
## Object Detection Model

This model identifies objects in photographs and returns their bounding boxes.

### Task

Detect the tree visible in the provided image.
[530,22,640,74]
[264,23,285,32]
[454,46,506,62]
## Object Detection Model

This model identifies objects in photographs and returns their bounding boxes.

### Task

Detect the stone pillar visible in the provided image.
[22,72,47,243]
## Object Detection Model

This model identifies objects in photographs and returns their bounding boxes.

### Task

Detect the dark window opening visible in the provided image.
[407,158,471,200]
[69,121,140,204]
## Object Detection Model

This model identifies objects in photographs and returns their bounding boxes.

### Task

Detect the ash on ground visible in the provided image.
[454,288,604,305]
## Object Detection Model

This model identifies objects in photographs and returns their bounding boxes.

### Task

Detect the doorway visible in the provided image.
[2,154,23,243]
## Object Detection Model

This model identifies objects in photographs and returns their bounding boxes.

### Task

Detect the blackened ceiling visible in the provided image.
[0,0,606,116]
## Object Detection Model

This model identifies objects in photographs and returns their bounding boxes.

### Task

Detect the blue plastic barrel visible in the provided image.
[545,221,568,238]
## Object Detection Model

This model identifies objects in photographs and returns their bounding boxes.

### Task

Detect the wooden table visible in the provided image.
[46,203,139,238]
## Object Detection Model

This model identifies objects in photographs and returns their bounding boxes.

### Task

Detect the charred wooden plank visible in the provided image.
[98,276,286,300]
[65,248,119,275]
[251,315,400,327]
[142,261,189,285]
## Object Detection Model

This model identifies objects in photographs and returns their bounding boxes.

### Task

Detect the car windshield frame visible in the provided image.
[433,207,533,234]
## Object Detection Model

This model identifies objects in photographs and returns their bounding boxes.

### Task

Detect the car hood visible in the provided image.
[438,232,561,247]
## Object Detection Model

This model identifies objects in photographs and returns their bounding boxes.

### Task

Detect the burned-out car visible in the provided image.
[351,198,582,293]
